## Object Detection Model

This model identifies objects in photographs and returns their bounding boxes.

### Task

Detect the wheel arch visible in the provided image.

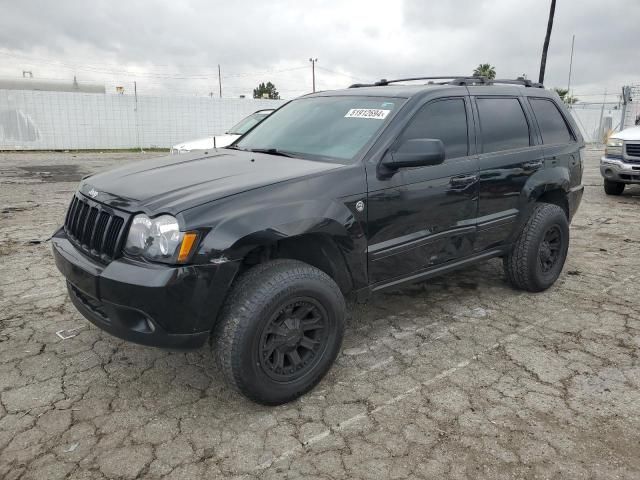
[521,166,571,220]
[536,188,569,219]
[238,231,357,294]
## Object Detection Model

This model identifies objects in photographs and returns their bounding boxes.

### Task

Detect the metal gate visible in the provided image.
[621,85,640,130]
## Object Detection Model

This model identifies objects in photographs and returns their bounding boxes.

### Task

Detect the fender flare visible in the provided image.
[193,198,368,292]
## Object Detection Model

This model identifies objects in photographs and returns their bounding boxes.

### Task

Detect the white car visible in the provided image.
[601,125,640,195]
[171,109,274,154]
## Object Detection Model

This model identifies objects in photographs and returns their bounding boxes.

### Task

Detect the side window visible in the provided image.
[401,98,468,159]
[477,97,530,153]
[530,98,575,144]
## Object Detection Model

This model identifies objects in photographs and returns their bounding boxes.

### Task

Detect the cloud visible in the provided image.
[0,0,636,99]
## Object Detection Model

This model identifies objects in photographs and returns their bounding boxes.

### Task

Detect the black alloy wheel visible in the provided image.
[259,298,329,382]
[213,259,345,405]
[538,225,563,273]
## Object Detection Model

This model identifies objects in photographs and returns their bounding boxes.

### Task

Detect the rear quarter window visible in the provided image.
[529,98,575,145]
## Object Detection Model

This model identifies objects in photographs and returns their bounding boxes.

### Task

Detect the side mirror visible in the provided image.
[382,138,446,170]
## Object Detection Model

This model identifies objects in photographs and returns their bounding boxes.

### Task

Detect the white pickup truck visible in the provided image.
[601,125,640,195]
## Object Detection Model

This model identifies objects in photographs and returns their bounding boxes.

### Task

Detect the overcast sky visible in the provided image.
[0,0,637,102]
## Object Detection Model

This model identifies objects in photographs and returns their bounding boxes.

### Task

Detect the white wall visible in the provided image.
[0,89,285,150]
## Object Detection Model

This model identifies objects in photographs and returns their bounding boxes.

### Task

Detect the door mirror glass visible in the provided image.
[383,138,445,169]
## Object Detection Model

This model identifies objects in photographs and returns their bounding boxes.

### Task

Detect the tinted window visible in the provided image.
[477,98,530,153]
[401,99,468,159]
[530,98,574,144]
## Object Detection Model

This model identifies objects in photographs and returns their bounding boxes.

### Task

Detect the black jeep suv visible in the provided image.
[52,76,584,405]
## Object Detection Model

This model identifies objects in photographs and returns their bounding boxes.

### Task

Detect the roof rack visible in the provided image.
[348,76,544,89]
[349,76,487,88]
[490,77,544,88]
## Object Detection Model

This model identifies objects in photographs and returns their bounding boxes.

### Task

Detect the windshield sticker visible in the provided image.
[344,108,390,120]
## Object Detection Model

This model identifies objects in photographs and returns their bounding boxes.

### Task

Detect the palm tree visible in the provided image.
[553,88,578,105]
[473,64,496,80]
[539,0,556,84]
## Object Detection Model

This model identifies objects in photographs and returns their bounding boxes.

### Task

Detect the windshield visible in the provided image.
[227,112,271,135]
[234,96,402,162]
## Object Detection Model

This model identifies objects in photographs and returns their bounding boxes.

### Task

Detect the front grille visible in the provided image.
[64,194,128,262]
[626,143,640,158]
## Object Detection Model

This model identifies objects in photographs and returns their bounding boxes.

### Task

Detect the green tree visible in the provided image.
[552,87,578,104]
[253,81,280,99]
[473,63,496,80]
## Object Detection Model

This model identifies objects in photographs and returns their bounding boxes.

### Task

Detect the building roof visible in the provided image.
[0,78,105,93]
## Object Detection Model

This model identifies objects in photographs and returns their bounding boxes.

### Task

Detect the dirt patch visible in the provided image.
[17,164,89,183]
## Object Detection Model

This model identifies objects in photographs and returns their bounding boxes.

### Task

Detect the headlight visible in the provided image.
[124,214,198,263]
[605,138,623,158]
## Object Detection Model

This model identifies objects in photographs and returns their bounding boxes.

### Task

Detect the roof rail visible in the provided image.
[349,76,488,88]
[348,76,544,89]
[490,77,544,88]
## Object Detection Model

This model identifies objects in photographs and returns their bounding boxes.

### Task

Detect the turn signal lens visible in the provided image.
[177,232,198,263]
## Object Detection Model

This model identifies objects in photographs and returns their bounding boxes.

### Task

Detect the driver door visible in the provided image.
[365,96,479,286]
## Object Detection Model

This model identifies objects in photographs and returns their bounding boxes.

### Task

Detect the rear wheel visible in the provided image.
[604,179,625,195]
[504,203,570,292]
[213,259,345,405]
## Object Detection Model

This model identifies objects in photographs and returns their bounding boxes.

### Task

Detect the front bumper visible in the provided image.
[600,156,640,184]
[52,228,240,349]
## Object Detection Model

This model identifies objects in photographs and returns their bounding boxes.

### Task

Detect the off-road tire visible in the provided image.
[503,203,569,292]
[604,179,625,196]
[212,259,345,405]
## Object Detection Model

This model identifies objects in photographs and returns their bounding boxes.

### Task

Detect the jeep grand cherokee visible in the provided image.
[52,76,584,405]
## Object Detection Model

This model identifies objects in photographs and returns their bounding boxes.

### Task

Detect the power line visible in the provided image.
[0,50,309,79]
[315,66,366,82]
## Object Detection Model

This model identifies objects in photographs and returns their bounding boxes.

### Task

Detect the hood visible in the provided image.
[80,149,344,214]
[172,134,239,152]
[611,126,640,141]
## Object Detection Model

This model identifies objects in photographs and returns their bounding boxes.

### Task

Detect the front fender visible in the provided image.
[200,199,367,290]
[179,165,369,290]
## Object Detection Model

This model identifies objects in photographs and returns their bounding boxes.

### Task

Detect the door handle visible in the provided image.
[523,160,544,170]
[450,174,478,187]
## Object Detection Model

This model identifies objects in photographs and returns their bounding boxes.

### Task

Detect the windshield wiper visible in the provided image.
[248,148,297,158]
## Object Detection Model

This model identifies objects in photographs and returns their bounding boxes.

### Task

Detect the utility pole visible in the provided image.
[538,0,556,84]
[218,64,222,98]
[567,34,575,104]
[309,58,318,93]
[134,81,142,152]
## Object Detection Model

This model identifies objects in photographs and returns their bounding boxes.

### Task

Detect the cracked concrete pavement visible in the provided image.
[0,149,639,479]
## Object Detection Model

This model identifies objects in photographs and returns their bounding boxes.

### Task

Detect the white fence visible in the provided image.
[0,89,285,150]
[569,105,622,144]
[0,88,627,150]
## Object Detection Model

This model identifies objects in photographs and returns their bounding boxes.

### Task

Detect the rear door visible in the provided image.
[472,94,544,251]
[366,95,479,285]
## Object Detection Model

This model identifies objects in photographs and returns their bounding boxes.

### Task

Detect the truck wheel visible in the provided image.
[604,179,625,195]
[503,203,569,292]
[212,259,345,405]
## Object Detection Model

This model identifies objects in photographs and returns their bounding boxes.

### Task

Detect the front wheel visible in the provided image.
[504,203,570,292]
[604,179,625,196]
[213,259,345,405]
